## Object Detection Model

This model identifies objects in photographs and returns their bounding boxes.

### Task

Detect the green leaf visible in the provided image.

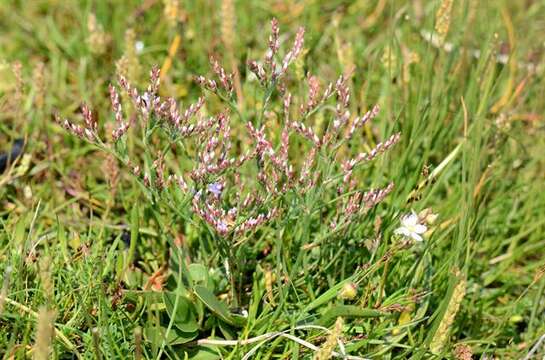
[193,286,246,327]
[163,291,199,333]
[302,278,355,314]
[188,263,209,285]
[128,203,139,266]
[187,346,221,360]
[144,325,197,346]
[56,219,72,270]
[218,320,236,340]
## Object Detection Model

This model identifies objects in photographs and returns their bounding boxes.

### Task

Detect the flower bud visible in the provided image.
[419,208,438,225]
[339,282,358,300]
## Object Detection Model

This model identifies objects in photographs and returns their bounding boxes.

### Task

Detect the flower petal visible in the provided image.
[414,224,427,234]
[395,227,411,237]
[411,233,423,242]
[403,213,418,227]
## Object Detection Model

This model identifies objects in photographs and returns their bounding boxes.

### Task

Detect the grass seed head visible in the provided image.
[38,256,54,302]
[0,266,13,315]
[221,0,236,54]
[313,317,344,360]
[86,14,109,55]
[116,28,142,84]
[32,61,46,110]
[33,307,56,360]
[430,271,467,354]
[163,0,182,28]
[434,0,454,46]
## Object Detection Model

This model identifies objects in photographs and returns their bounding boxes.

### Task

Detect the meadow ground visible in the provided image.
[1,1,545,359]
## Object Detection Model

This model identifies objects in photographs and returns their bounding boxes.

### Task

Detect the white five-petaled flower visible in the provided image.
[395,212,427,242]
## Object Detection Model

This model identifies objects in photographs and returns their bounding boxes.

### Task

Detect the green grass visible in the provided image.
[1,0,545,359]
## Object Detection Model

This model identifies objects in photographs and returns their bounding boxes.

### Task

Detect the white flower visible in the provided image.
[395,212,427,241]
[135,41,144,54]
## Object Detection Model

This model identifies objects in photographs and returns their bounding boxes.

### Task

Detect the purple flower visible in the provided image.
[208,182,224,197]
[216,221,229,234]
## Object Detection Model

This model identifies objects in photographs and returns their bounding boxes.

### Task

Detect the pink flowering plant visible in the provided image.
[59,19,400,307]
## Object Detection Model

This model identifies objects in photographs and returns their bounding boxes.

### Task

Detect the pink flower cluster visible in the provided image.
[60,19,402,240]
